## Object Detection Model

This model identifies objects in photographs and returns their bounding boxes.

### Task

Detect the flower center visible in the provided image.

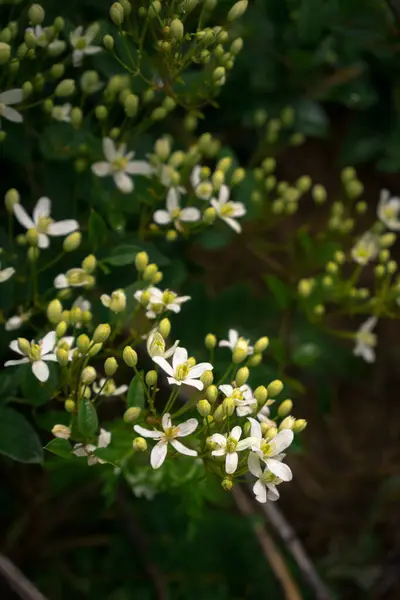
[383,206,397,220]
[175,362,190,381]
[112,156,128,171]
[150,302,163,314]
[164,426,179,439]
[28,343,42,361]
[36,216,53,234]
[260,471,280,484]
[235,337,249,352]
[220,203,234,217]
[226,437,238,453]
[103,380,116,395]
[171,208,181,220]
[75,36,88,50]
[230,389,243,403]
[260,440,272,456]
[162,290,176,305]
[358,332,376,347]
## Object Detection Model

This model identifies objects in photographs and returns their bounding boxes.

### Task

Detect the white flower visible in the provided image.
[73,429,111,465]
[5,311,31,331]
[0,89,23,126]
[351,232,380,265]
[190,165,213,200]
[134,287,191,319]
[52,424,71,440]
[93,378,128,396]
[92,137,153,194]
[248,418,293,482]
[134,413,198,469]
[209,426,253,474]
[56,336,76,360]
[4,331,58,383]
[0,261,15,283]
[69,24,101,67]
[100,289,126,313]
[154,187,201,229]
[257,404,274,426]
[219,329,253,356]
[73,296,91,312]
[219,384,257,417]
[54,268,90,289]
[210,185,246,233]
[153,346,212,391]
[377,189,400,231]
[147,330,179,359]
[248,456,281,503]
[26,25,48,47]
[52,103,72,122]
[353,316,377,363]
[13,197,79,249]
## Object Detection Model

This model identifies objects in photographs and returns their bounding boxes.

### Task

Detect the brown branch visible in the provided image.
[232,486,303,600]
[0,553,48,600]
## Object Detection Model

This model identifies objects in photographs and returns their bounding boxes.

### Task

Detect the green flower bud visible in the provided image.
[134,251,149,271]
[17,338,31,355]
[103,34,114,52]
[82,254,96,273]
[279,416,295,430]
[87,343,102,357]
[56,321,67,337]
[312,184,327,204]
[200,370,214,388]
[138,290,150,306]
[228,0,248,21]
[124,93,139,117]
[232,347,247,364]
[213,405,225,422]
[55,79,75,98]
[221,477,233,491]
[92,324,111,344]
[77,334,90,354]
[64,398,75,412]
[267,379,283,398]
[230,37,243,55]
[247,353,262,367]
[133,437,147,451]
[205,333,217,349]
[70,107,83,129]
[163,96,176,112]
[143,263,158,281]
[265,426,278,440]
[49,63,64,80]
[379,233,396,248]
[81,366,97,385]
[387,260,397,274]
[53,17,65,32]
[278,399,293,417]
[231,168,245,186]
[254,336,269,353]
[47,299,63,324]
[0,42,11,65]
[105,357,118,377]
[95,105,108,120]
[56,347,69,366]
[4,188,20,212]
[0,29,12,44]
[222,397,235,417]
[346,179,364,199]
[254,385,268,405]
[123,346,138,367]
[197,399,211,417]
[235,367,249,387]
[124,407,141,423]
[28,4,45,25]
[27,246,40,262]
[24,31,37,49]
[43,98,53,113]
[293,419,307,433]
[298,278,315,297]
[170,18,184,41]
[154,137,171,161]
[63,231,82,252]
[212,66,226,82]
[206,384,218,403]
[158,318,171,338]
[110,2,124,25]
[145,370,158,387]
[151,107,167,121]
[119,0,132,16]
[148,1,162,17]
[203,207,216,224]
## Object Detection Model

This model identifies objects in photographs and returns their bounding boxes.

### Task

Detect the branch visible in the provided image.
[0,554,48,600]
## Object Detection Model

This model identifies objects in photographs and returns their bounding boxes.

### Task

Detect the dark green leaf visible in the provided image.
[77,398,98,438]
[20,364,59,406]
[44,437,73,459]
[264,275,290,309]
[0,406,43,463]
[127,373,146,409]
[88,209,108,251]
[104,244,143,266]
[295,98,329,138]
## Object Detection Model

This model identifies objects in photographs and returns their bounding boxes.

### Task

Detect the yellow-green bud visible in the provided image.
[158,318,171,338]
[267,379,283,398]
[124,407,141,423]
[279,416,295,430]
[17,338,31,355]
[222,397,235,417]
[70,307,82,325]
[124,93,139,117]
[227,0,248,21]
[93,323,111,344]
[254,336,269,353]
[28,4,45,25]
[170,18,184,41]
[47,299,63,324]
[380,233,396,248]
[81,366,96,385]
[387,260,397,274]
[82,254,96,273]
[314,304,325,316]
[205,333,217,349]
[296,175,312,193]
[64,398,75,412]
[134,251,149,272]
[254,385,268,404]
[133,437,147,451]
[326,261,338,275]
[217,157,232,173]
[312,184,327,204]
[212,170,225,190]
[0,29,12,44]
[298,278,314,297]
[95,105,108,120]
[213,405,225,422]
[110,2,124,25]
[355,201,367,214]
[103,34,114,51]
[231,168,245,186]
[56,321,67,337]
[0,42,11,65]
[87,343,102,357]
[105,357,118,377]
[221,478,233,491]
[162,97,176,112]
[151,271,163,285]
[346,179,364,199]
[151,107,167,121]
[230,37,243,55]
[323,276,333,287]
[26,228,39,246]
[143,263,158,281]
[123,346,138,367]
[154,137,171,161]
[77,334,90,354]
[197,399,211,417]
[22,81,33,99]
[374,264,385,278]
[55,79,75,97]
[232,347,247,364]
[200,370,213,388]
[56,347,69,367]
[166,230,178,242]
[293,419,307,433]
[70,107,83,129]
[206,384,218,403]
[4,188,20,212]
[278,399,293,417]
[235,367,249,387]
[145,370,158,387]
[247,353,262,367]
[203,207,216,224]
[212,66,226,82]
[280,106,295,127]
[265,426,278,440]
[27,247,40,262]
[63,231,81,252]
[379,249,390,263]
[138,290,151,306]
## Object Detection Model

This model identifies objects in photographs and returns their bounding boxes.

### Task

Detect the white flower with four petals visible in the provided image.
[5,330,58,382]
[69,24,101,67]
[0,89,23,126]
[219,329,253,356]
[210,184,246,233]
[153,346,212,391]
[153,187,201,229]
[377,189,400,231]
[209,426,253,474]
[248,454,282,503]
[73,429,111,465]
[247,418,293,482]
[353,316,377,363]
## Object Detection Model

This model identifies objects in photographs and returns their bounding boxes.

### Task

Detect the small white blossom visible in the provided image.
[0,261,15,283]
[73,429,111,465]
[134,412,198,469]
[69,24,101,67]
[190,165,213,200]
[54,268,91,289]
[93,378,128,396]
[351,232,380,265]
[211,184,246,233]
[13,197,79,249]
[377,189,400,231]
[4,331,58,383]
[92,137,153,194]
[5,311,31,332]
[153,188,201,229]
[248,418,293,482]
[52,424,71,440]
[147,330,179,359]
[26,25,48,47]
[353,316,377,363]
[100,289,126,313]
[219,329,253,356]
[153,346,212,391]
[209,426,253,474]
[219,384,257,417]
[0,89,23,127]
[248,457,281,503]
[52,103,72,122]
[134,287,191,319]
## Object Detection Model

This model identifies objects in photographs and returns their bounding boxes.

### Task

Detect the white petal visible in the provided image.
[266,458,293,482]
[33,197,51,223]
[266,483,280,501]
[248,417,262,440]
[236,437,253,451]
[153,210,172,225]
[5,358,30,366]
[125,160,153,175]
[114,385,128,395]
[182,378,204,391]
[5,316,24,331]
[100,294,110,307]
[230,425,242,442]
[170,439,197,456]
[92,161,111,177]
[166,188,179,212]
[38,234,50,249]
[167,376,181,386]
[84,45,102,55]
[248,452,262,477]
[114,171,133,194]
[13,204,34,230]
[32,360,49,382]
[0,88,23,104]
[253,479,267,503]
[190,165,201,187]
[188,361,213,378]
[98,429,111,448]
[9,339,25,354]
[219,385,233,397]
[162,413,172,430]
[150,440,168,469]
[172,347,188,369]
[103,137,116,162]
[47,220,79,236]
[223,216,241,233]
[43,353,58,362]
[218,185,230,204]
[134,425,163,439]
[0,267,15,282]
[228,329,238,345]
[41,330,57,354]
[180,207,201,222]
[218,340,232,349]
[212,448,226,457]
[270,429,294,455]
[225,451,238,474]
[54,274,68,289]
[152,356,175,376]
[231,202,246,217]
[209,433,227,447]
[177,418,198,437]
[360,316,377,334]
[1,106,23,123]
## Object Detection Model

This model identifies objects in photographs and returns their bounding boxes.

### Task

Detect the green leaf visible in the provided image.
[20,363,59,406]
[127,373,146,409]
[44,437,73,459]
[104,244,143,266]
[88,209,108,251]
[77,399,98,438]
[297,0,324,44]
[0,406,43,463]
[264,275,290,309]
[295,98,329,138]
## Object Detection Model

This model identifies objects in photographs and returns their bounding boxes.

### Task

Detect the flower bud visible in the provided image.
[87,343,102,357]
[279,416,295,431]
[27,247,40,262]
[138,291,150,307]
[55,79,76,97]
[95,105,108,120]
[145,370,158,387]
[221,478,233,491]
[93,324,111,344]
[154,137,171,161]
[52,424,71,439]
[235,367,249,387]
[205,333,216,349]
[380,233,396,248]
[18,338,31,355]
[267,379,283,398]
[293,419,307,433]
[105,357,118,377]
[124,93,139,117]
[213,405,225,422]
[4,188,20,212]
[206,384,218,403]
[232,348,247,364]
[203,207,216,224]
[170,18,184,41]
[143,263,158,281]
[228,0,248,21]
[212,170,225,190]
[163,96,176,112]
[124,407,141,423]
[102,33,114,51]
[230,37,243,55]
[0,42,11,65]
[82,254,96,273]
[47,299,63,324]
[77,334,90,354]
[247,353,262,367]
[28,4,45,25]
[63,231,81,252]
[166,230,178,242]
[133,437,147,451]
[298,278,314,297]
[312,184,327,204]
[70,107,83,129]
[64,398,75,412]
[278,399,293,417]
[222,397,235,417]
[110,2,124,25]
[56,347,69,366]
[158,318,171,338]
[254,336,269,353]
[231,168,245,186]
[152,271,163,285]
[346,179,364,198]
[265,426,278,440]
[81,366,96,385]
[254,385,268,405]
[151,107,167,121]
[56,321,67,337]
[197,399,211,417]
[123,346,138,367]
[200,370,213,388]
[387,260,397,274]
[212,66,226,82]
